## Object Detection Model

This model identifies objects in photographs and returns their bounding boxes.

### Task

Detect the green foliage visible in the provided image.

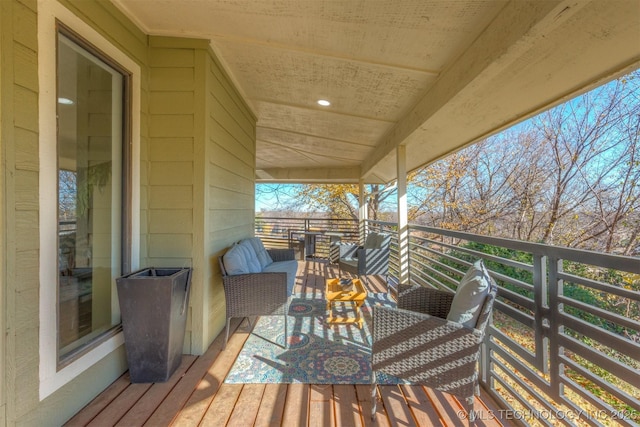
[428,241,638,338]
[76,162,112,216]
[425,241,639,416]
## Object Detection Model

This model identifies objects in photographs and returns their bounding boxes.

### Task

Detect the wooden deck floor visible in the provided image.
[66,260,511,427]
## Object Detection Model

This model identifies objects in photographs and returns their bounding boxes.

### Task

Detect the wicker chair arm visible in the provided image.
[397,283,454,319]
[372,305,483,350]
[222,272,288,318]
[267,248,295,262]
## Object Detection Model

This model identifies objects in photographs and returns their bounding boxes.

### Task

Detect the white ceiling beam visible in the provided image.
[210,33,440,76]
[256,166,376,183]
[360,0,584,178]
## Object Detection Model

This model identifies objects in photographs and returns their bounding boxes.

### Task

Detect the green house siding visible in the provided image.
[205,49,257,347]
[1,0,42,423]
[0,0,256,425]
[148,37,202,353]
[148,36,256,354]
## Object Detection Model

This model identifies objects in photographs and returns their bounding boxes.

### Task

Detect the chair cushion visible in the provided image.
[262,259,298,296]
[447,260,492,328]
[242,237,273,269]
[238,240,262,273]
[223,244,250,275]
[377,233,390,248]
[364,233,379,249]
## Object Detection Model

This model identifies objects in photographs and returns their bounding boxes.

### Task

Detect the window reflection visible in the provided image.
[57,33,124,359]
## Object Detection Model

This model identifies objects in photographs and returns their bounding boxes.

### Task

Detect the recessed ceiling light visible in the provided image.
[317,99,331,107]
[58,97,74,105]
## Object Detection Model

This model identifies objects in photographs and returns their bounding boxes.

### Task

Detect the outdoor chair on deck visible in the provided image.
[338,232,390,283]
[371,260,498,424]
[218,238,296,349]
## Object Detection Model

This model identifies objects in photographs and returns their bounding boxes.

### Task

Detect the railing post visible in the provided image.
[359,179,367,245]
[397,145,409,284]
[547,257,564,401]
[533,255,549,374]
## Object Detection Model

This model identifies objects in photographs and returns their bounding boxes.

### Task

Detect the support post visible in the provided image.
[397,146,409,284]
[359,179,368,245]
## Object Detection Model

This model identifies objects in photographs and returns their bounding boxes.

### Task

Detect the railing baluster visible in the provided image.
[548,256,564,401]
[534,254,550,374]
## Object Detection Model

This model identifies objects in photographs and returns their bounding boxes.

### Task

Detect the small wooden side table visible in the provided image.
[325,278,367,328]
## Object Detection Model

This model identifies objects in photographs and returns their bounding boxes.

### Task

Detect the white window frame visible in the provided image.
[38,0,140,400]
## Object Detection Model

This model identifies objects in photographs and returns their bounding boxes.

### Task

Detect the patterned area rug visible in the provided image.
[224,293,402,384]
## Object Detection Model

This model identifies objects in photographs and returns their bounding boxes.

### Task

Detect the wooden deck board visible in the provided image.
[426,388,467,427]
[226,384,265,426]
[115,356,197,427]
[309,385,333,427]
[86,382,152,426]
[66,260,513,427]
[333,384,363,427]
[253,383,287,427]
[401,384,444,426]
[171,321,250,426]
[199,383,242,427]
[379,385,416,426]
[64,373,131,426]
[143,318,242,426]
[357,384,390,427]
[282,383,309,426]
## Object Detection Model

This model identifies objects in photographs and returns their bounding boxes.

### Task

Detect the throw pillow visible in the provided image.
[243,237,273,269]
[238,240,262,273]
[364,233,378,249]
[223,244,249,275]
[447,260,492,328]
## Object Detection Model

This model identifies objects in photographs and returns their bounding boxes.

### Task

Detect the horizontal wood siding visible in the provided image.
[148,38,199,354]
[1,1,148,425]
[1,0,41,421]
[206,46,257,347]
[0,2,16,425]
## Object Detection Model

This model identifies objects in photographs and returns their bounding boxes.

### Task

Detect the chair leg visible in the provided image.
[224,318,231,350]
[371,372,377,420]
[466,396,475,426]
[283,312,288,348]
[246,316,253,328]
[359,274,368,287]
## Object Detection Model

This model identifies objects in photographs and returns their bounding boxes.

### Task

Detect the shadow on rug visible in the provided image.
[224,293,403,385]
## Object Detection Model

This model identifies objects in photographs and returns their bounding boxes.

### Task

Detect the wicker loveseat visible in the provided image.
[219,237,298,348]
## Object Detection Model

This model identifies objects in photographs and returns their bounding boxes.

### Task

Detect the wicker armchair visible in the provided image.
[371,277,497,424]
[218,247,295,349]
[338,232,390,281]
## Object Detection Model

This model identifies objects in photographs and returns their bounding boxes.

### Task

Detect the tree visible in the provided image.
[528,72,640,250]
[256,183,400,221]
[59,170,77,220]
[407,70,640,254]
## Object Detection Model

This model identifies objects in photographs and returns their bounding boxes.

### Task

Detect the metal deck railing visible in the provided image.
[256,216,640,427]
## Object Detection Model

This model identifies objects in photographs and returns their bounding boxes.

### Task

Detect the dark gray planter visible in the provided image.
[116,267,192,383]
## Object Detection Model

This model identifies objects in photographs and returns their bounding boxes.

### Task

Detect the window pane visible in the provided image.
[57,34,124,359]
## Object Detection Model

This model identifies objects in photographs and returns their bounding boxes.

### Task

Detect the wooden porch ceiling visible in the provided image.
[66,261,511,427]
[114,0,639,184]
